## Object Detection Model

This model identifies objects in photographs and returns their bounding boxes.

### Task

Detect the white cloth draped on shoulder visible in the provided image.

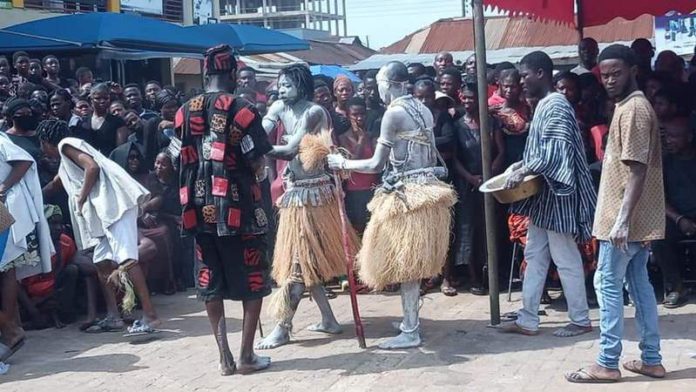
[0,133,54,279]
[57,137,150,251]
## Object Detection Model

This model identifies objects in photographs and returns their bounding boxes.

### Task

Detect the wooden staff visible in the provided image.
[330,147,367,349]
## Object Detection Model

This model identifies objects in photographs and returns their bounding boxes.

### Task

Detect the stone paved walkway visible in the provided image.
[1,289,695,391]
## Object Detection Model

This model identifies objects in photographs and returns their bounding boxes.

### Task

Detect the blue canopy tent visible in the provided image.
[185,24,309,55]
[0,30,81,53]
[3,13,215,56]
[310,65,361,83]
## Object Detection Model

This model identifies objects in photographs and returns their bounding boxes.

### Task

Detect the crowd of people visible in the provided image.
[0,36,695,380]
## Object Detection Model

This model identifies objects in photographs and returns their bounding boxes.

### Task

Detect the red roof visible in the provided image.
[381,15,654,54]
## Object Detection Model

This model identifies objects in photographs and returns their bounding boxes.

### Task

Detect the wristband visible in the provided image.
[675,215,686,226]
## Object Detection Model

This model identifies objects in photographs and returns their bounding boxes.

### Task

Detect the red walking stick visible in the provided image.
[330,148,367,349]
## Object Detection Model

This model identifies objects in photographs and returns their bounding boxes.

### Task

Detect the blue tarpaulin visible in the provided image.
[4,13,214,55]
[0,30,81,52]
[185,24,309,55]
[310,65,362,82]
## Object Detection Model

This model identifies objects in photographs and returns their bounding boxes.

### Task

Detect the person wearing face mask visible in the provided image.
[327,61,457,349]
[255,64,357,351]
[2,97,42,162]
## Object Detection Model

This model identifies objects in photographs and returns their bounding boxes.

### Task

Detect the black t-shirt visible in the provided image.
[76,113,126,156]
[664,154,696,217]
[366,106,385,138]
[6,133,42,162]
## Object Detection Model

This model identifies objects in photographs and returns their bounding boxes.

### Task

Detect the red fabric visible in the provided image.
[22,234,76,299]
[485,0,695,27]
[590,124,608,161]
[488,92,506,107]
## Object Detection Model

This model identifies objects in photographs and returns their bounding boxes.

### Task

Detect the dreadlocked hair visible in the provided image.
[278,64,314,101]
[37,118,70,146]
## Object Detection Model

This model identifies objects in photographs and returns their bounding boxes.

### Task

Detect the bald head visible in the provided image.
[664,116,694,155]
[379,61,409,83]
[579,37,599,69]
[377,61,409,104]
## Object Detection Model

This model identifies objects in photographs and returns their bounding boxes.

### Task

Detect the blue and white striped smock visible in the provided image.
[512,93,597,241]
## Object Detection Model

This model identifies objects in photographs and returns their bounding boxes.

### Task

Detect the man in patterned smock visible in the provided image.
[176,45,272,376]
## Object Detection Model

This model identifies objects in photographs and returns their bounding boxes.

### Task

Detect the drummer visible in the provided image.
[501,52,597,337]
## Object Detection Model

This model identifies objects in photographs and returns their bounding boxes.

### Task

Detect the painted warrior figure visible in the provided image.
[256,64,358,350]
[328,61,457,349]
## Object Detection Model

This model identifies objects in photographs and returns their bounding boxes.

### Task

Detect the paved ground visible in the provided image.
[1,288,695,391]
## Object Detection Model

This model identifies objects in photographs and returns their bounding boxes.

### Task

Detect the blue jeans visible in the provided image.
[595,241,662,369]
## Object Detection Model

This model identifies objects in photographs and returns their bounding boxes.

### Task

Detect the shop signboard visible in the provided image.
[121,0,163,15]
[655,13,696,56]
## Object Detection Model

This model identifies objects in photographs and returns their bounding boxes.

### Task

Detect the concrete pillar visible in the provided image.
[212,0,221,20]
[183,0,194,25]
[304,0,310,28]
[106,0,120,12]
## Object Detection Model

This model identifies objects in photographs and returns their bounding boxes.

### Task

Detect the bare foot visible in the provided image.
[218,349,236,376]
[565,363,621,383]
[307,320,342,334]
[255,324,290,350]
[236,354,271,375]
[623,360,666,378]
[378,331,421,350]
[553,323,592,337]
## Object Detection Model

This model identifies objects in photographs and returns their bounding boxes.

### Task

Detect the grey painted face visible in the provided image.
[278,74,299,103]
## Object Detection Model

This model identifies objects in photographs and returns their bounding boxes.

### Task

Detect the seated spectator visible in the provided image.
[652,117,695,309]
[123,84,158,121]
[75,82,129,156]
[109,142,176,294]
[153,89,180,142]
[19,205,85,329]
[2,97,42,162]
[109,100,126,118]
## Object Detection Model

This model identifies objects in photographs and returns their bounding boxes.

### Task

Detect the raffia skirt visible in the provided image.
[358,180,457,290]
[271,176,359,288]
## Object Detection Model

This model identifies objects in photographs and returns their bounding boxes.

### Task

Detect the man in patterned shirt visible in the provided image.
[502,51,596,338]
[567,44,666,384]
[176,45,272,375]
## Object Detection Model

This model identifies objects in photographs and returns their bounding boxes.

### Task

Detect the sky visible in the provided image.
[344,0,470,49]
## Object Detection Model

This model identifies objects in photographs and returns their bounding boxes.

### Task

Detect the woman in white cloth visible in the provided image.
[38,119,160,334]
[0,131,53,362]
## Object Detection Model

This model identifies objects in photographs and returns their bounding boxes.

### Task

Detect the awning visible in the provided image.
[310,65,362,82]
[0,30,81,52]
[3,13,214,55]
[185,24,309,55]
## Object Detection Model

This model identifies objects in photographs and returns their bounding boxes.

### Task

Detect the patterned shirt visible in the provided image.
[593,91,664,242]
[175,92,271,237]
[513,93,597,240]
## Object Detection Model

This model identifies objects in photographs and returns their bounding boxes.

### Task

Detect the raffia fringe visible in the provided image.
[272,198,359,288]
[358,182,457,290]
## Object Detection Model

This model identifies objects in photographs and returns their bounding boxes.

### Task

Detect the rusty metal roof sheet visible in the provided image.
[382,15,654,54]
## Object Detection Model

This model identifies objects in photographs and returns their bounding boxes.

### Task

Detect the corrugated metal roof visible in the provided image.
[381,15,654,54]
[289,40,376,66]
[349,41,636,71]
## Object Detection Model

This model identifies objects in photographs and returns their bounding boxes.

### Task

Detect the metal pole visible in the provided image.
[472,0,500,326]
[342,0,347,35]
[576,0,585,39]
